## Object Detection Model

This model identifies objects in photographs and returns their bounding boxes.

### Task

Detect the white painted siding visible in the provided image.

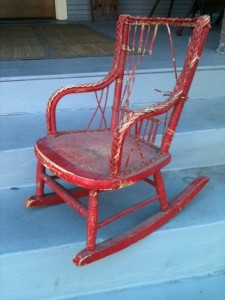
[67,0,192,21]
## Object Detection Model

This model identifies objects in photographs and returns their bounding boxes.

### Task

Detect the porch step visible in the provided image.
[0,165,224,299]
[1,96,225,152]
[1,66,225,115]
[65,272,225,300]
[0,96,224,189]
[0,18,224,299]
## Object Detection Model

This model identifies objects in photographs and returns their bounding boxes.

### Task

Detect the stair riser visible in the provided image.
[65,273,225,300]
[1,67,224,115]
[1,128,224,189]
[1,221,224,300]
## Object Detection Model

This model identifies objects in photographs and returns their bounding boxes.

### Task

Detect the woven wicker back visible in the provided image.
[46,15,210,155]
[110,15,210,131]
[108,15,210,176]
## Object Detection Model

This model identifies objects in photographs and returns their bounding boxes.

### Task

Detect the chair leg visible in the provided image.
[153,171,169,211]
[36,161,45,198]
[87,191,99,252]
[24,160,64,207]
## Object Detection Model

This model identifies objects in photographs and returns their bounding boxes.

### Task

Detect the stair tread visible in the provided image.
[0,24,224,78]
[66,272,225,300]
[1,96,225,151]
[0,22,224,300]
[0,165,224,255]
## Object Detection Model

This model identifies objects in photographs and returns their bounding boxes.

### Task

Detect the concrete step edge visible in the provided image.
[1,221,224,300]
[1,128,224,189]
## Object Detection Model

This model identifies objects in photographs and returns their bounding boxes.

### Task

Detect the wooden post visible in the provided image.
[217,9,225,55]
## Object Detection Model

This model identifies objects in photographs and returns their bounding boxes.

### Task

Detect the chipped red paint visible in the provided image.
[24,15,210,266]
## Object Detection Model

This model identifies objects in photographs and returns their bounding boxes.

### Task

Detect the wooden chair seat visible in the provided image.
[36,130,170,190]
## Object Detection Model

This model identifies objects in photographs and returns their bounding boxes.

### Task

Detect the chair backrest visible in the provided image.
[111,15,210,127]
[108,15,210,177]
[46,15,210,139]
[45,15,210,177]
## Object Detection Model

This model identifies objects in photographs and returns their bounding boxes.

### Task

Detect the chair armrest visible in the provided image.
[46,73,116,134]
[110,91,183,177]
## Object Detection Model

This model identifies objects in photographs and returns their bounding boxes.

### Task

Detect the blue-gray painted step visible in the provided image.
[0,165,224,299]
[64,272,225,300]
[1,96,224,189]
[0,128,224,188]
[1,67,224,115]
[1,97,225,151]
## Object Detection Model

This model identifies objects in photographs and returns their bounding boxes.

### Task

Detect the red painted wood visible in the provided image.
[87,191,99,251]
[24,187,89,208]
[25,15,210,266]
[73,177,209,266]
[35,131,171,190]
[98,195,159,229]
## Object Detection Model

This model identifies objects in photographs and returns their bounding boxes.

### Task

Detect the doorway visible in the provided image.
[0,0,56,19]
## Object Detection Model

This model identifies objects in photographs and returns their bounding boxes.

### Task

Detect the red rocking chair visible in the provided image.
[25,15,210,266]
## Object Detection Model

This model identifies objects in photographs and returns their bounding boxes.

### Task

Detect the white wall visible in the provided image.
[55,0,68,20]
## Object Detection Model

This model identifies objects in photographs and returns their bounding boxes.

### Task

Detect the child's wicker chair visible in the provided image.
[25,15,210,266]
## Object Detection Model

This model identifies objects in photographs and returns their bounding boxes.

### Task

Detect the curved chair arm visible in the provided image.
[46,72,117,134]
[46,15,132,135]
[110,91,184,177]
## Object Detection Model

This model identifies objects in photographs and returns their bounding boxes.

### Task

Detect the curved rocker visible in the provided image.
[74,176,208,266]
[24,15,210,266]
